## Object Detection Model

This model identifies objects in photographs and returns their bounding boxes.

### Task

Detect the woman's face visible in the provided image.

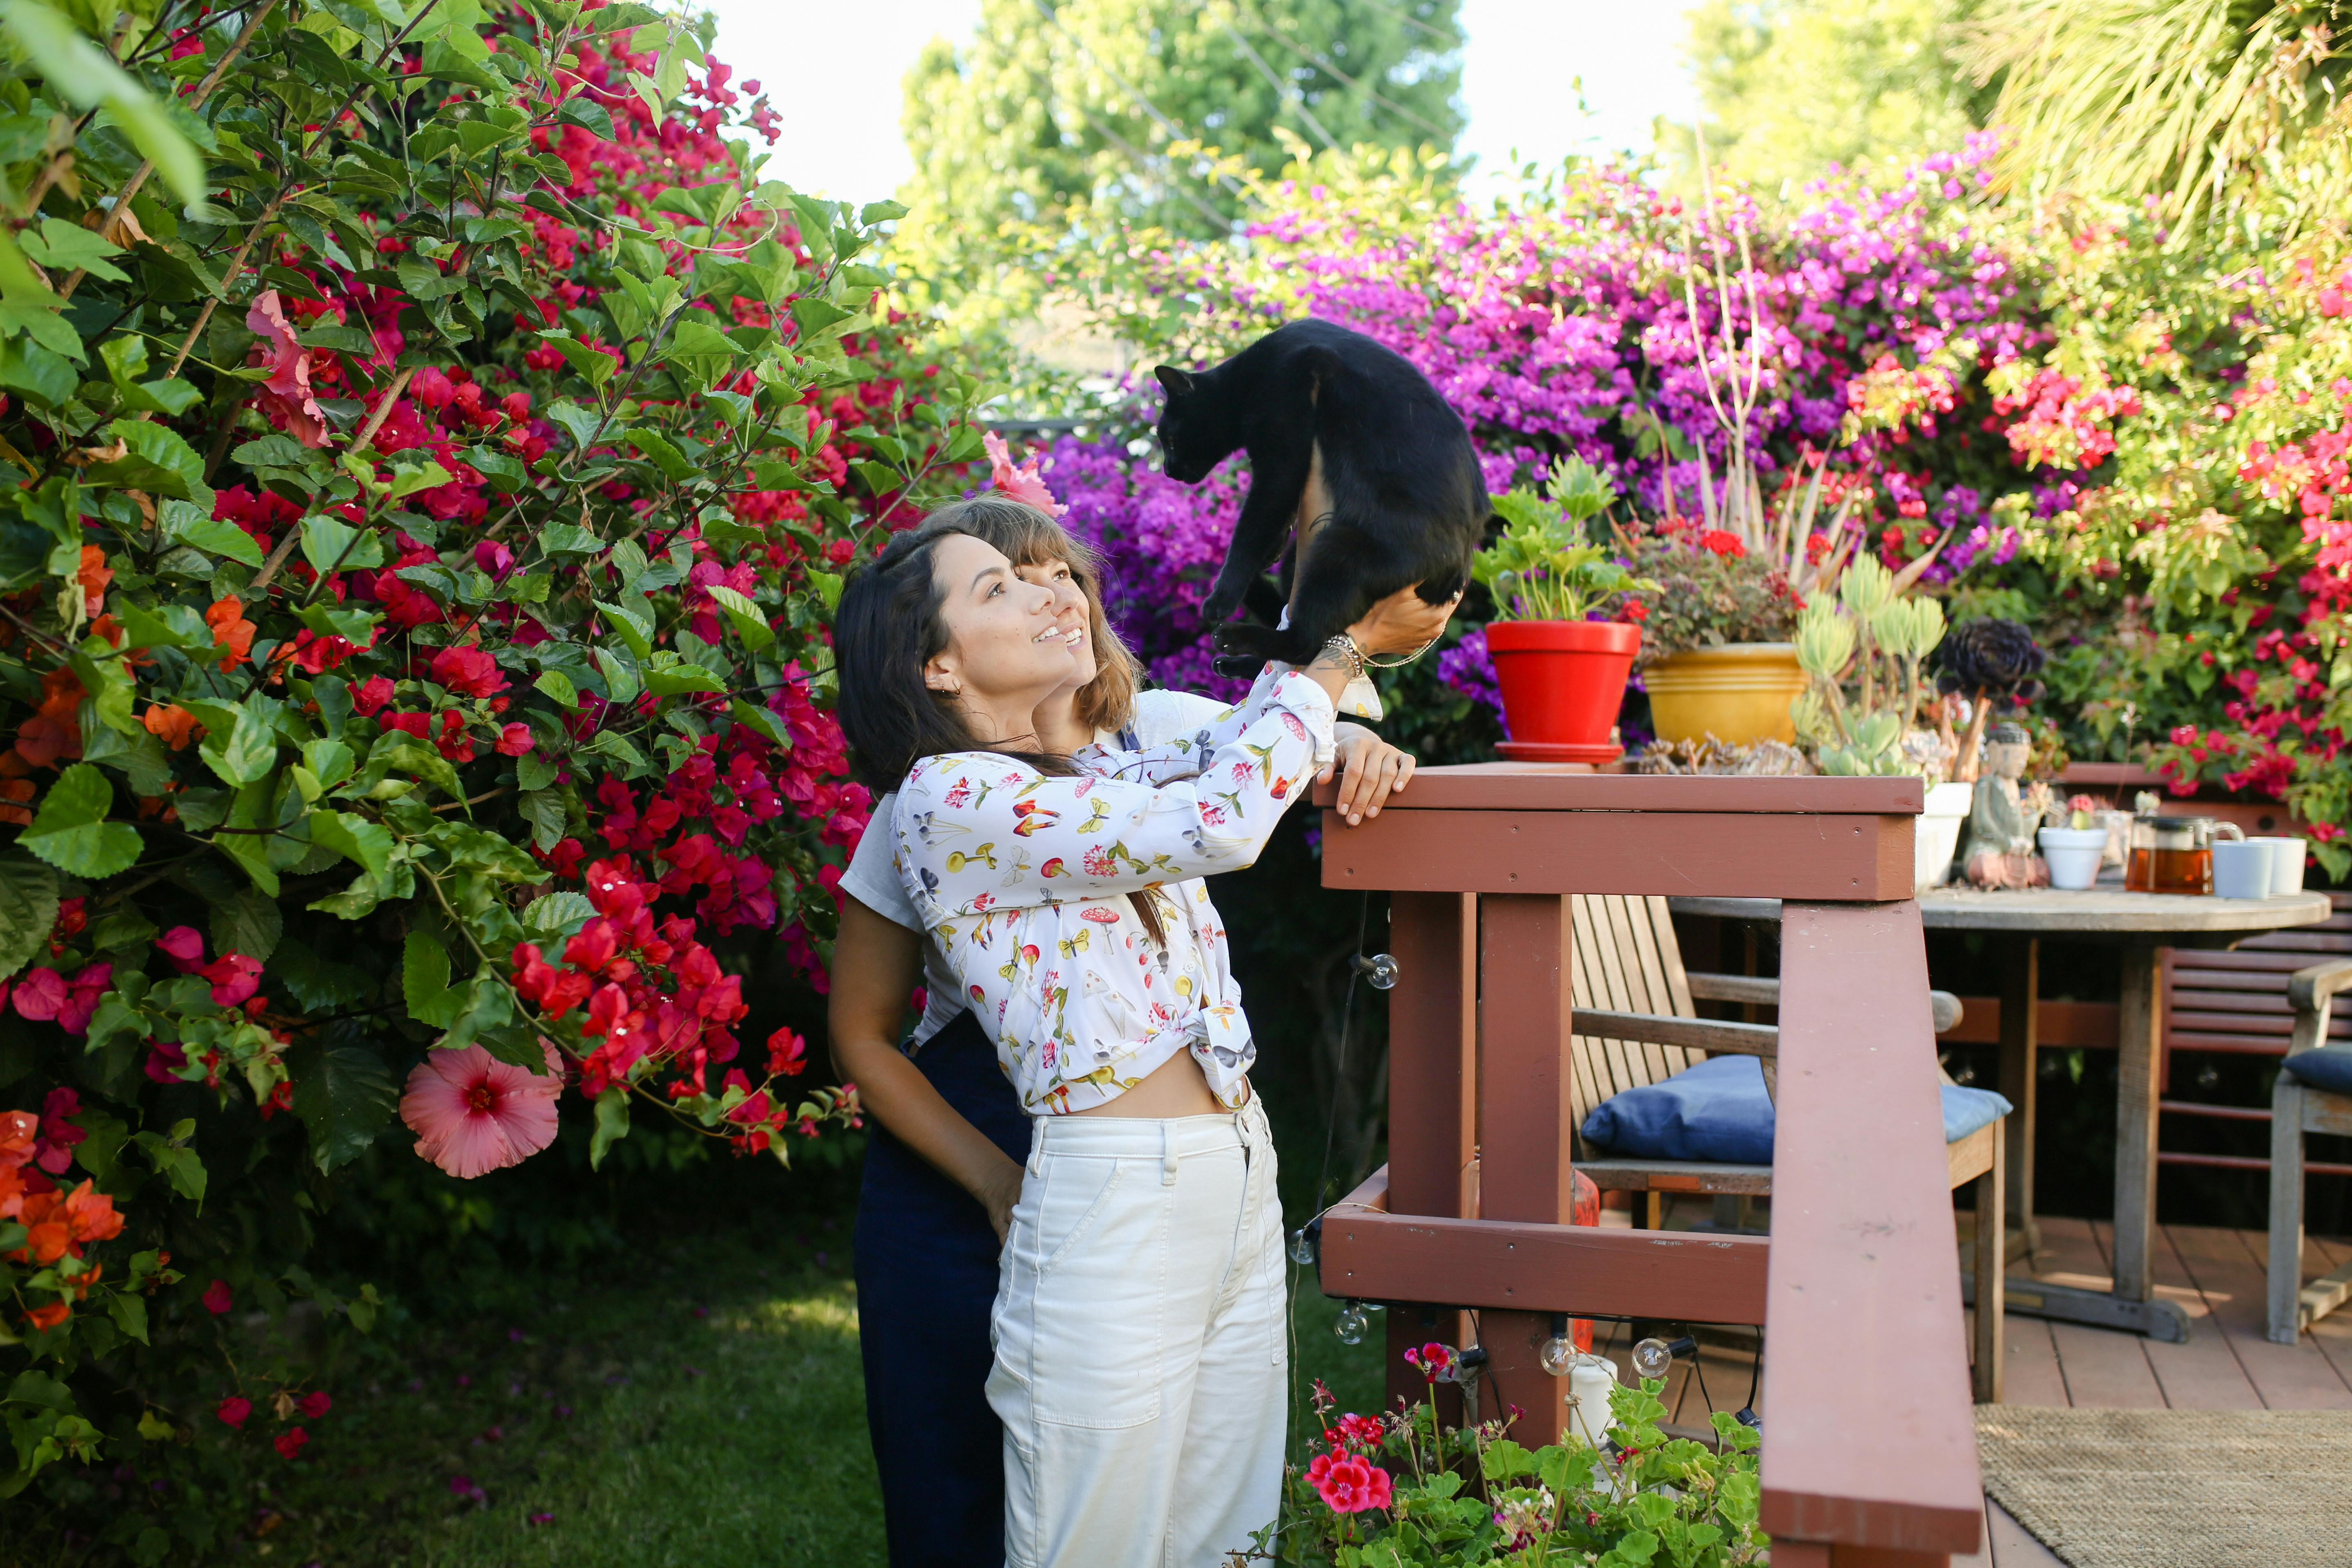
[926,533,1082,717]
[1014,555,1098,692]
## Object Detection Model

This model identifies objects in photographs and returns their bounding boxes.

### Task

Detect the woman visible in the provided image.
[831,496,1418,1567]
[834,509,1454,1567]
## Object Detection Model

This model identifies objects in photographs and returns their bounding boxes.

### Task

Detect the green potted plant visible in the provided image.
[1474,459,1659,762]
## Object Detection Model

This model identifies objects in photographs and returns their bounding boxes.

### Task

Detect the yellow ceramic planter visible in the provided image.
[1643,642,1808,746]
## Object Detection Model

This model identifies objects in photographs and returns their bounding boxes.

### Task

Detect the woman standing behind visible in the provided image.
[834,513,1454,1567]
[831,496,1417,1567]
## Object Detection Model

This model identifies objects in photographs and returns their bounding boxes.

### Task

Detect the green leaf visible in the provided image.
[730,700,792,752]
[133,1122,206,1202]
[113,600,205,649]
[385,459,454,502]
[521,891,593,936]
[190,700,277,788]
[83,420,209,508]
[18,218,125,283]
[589,1088,630,1169]
[287,1039,399,1173]
[806,568,843,610]
[20,764,138,879]
[308,811,393,878]
[402,929,460,1029]
[626,427,695,481]
[301,738,355,790]
[519,786,566,851]
[791,296,855,340]
[301,513,386,577]
[0,849,57,984]
[160,507,264,568]
[0,1,204,204]
[859,199,909,225]
[441,965,519,1053]
[105,1291,147,1345]
[703,584,774,649]
[556,92,614,139]
[533,669,578,707]
[641,659,722,696]
[209,888,281,964]
[593,598,653,659]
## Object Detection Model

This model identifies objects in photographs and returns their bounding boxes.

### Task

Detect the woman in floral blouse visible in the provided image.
[829,496,1416,1568]
[835,514,1455,1568]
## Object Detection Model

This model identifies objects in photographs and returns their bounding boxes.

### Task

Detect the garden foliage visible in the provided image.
[0,0,984,1535]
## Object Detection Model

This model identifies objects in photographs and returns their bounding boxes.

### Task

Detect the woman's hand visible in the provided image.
[975,1154,1026,1245]
[1347,581,1463,657]
[1323,724,1416,826]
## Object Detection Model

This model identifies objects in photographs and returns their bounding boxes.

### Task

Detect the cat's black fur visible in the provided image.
[1155,318,1490,675]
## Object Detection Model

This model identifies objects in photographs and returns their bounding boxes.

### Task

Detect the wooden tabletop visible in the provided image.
[1670,888,2335,936]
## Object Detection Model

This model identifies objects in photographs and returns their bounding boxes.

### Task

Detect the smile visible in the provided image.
[1034,626,1083,646]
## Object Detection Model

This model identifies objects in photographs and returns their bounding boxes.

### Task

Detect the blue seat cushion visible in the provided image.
[1579,1054,2013,1165]
[2283,1046,2352,1095]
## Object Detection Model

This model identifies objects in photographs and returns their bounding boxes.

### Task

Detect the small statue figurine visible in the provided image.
[1956,722,2050,888]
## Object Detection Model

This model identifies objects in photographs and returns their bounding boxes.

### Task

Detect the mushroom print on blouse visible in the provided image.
[893,666,1336,1114]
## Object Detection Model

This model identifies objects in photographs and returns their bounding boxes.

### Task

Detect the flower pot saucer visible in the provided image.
[1496,739,1623,765]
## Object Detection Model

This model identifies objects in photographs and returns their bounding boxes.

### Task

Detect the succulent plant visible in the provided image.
[1936,618,2049,780]
[1792,557,1949,776]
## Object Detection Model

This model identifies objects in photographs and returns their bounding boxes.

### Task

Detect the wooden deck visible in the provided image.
[1589,1203,2352,1565]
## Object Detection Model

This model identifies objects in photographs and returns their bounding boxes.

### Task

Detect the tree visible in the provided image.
[1673,0,1996,190]
[892,0,1464,366]
[1959,0,2352,236]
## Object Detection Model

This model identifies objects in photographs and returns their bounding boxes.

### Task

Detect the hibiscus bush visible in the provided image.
[0,0,986,1537]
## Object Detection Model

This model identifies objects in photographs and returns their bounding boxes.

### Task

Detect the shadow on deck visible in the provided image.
[1596,1202,2352,1566]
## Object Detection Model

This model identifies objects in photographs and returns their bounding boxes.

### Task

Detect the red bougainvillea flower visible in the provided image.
[399,1041,564,1179]
[430,643,508,699]
[766,1026,807,1076]
[1698,529,1746,558]
[494,722,534,757]
[246,290,329,448]
[200,953,264,1008]
[1307,1453,1392,1513]
[11,967,66,1024]
[155,926,207,972]
[56,962,110,1036]
[275,1425,309,1459]
[510,943,590,1018]
[32,1086,82,1174]
[350,675,396,716]
[298,1389,332,1419]
[983,431,1066,517]
[217,1394,252,1429]
[203,1278,233,1315]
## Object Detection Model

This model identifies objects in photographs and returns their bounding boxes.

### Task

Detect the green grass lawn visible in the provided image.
[171,1229,1386,1566]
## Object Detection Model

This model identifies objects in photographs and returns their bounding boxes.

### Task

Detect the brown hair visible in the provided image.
[913,494,1141,737]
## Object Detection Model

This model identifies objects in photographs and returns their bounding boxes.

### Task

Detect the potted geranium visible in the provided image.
[1619,526,1809,746]
[1474,459,1659,762]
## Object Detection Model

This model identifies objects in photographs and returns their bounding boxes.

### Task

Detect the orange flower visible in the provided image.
[206,598,257,671]
[14,667,84,768]
[77,545,111,617]
[142,704,201,751]
[7,1180,123,1264]
[24,1301,69,1331]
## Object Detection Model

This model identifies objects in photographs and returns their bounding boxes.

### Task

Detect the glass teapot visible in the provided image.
[2125,815,2244,895]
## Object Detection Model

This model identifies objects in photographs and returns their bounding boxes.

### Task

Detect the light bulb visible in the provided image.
[1334,1303,1368,1345]
[1539,1335,1579,1377]
[1287,1227,1317,1267]
[1360,953,1399,991]
[1630,1336,1676,1381]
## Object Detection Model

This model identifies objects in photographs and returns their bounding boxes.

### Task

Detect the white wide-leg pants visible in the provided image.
[987,1097,1288,1568]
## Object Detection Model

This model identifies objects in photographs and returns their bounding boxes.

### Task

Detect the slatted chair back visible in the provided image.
[1566,894,1703,1148]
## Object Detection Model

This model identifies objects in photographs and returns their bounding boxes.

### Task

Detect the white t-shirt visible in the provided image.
[837,687,1233,1049]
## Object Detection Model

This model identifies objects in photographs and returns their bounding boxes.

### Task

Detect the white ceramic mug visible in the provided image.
[2254,836,2307,896]
[2212,837,2276,899]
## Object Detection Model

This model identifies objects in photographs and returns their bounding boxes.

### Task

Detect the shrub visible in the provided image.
[0,0,983,1545]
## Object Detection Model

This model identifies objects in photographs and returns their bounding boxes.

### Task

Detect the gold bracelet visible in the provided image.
[1319,633,1367,680]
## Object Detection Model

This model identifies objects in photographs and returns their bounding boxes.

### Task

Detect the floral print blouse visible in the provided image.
[891,667,1336,1114]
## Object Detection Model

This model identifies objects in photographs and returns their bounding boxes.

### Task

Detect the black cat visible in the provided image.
[1154,318,1489,675]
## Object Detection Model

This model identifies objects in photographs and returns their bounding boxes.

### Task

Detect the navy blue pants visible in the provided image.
[854,1010,1030,1568]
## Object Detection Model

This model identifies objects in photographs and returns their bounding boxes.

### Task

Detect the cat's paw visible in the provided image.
[1212,653,1269,679]
[1201,584,1243,625]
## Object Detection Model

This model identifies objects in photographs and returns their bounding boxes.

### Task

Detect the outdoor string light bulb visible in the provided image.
[1288,1227,1318,1266]
[1350,951,1399,990]
[1630,1334,1698,1380]
[1334,1301,1369,1345]
[1539,1314,1579,1376]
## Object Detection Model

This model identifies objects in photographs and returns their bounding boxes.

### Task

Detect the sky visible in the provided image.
[697,0,1706,204]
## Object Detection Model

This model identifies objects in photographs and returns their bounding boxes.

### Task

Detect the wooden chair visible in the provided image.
[1564,894,2007,1402]
[2266,957,2352,1344]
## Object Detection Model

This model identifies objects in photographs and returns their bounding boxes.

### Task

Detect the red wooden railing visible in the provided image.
[1313,767,1982,1566]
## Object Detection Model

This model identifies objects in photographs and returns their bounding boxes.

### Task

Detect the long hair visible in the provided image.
[834,508,1167,944]
[915,494,1140,735]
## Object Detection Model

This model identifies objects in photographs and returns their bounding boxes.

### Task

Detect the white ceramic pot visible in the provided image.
[2212,837,2277,900]
[1917,782,1974,891]
[2254,835,2308,895]
[2038,826,2107,891]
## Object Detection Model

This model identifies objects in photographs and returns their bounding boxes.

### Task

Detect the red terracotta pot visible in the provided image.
[1485,619,1641,764]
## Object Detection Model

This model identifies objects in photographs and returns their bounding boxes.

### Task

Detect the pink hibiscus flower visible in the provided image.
[246,291,329,449]
[399,1041,565,1179]
[983,431,1067,517]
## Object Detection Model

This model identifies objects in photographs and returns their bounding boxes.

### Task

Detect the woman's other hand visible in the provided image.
[1323,724,1416,826]
[977,1155,1026,1245]
[1348,581,1463,657]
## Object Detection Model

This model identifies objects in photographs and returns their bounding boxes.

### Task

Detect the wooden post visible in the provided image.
[2111,944,2161,1303]
[1477,893,1577,1444]
[1995,937,2038,1258]
[1381,891,1478,1420]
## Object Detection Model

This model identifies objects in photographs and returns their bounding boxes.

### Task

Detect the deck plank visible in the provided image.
[2031,1216,2164,1407]
[2166,1223,2352,1408]
[1986,1496,2067,1567]
[1995,1312,2071,1409]
[2107,1221,2262,1410]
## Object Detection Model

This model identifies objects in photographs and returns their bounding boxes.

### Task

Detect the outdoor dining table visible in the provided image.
[1668,886,2334,1342]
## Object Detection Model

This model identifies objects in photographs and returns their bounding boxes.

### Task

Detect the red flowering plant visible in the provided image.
[0,0,988,1517]
[1252,1362,1764,1564]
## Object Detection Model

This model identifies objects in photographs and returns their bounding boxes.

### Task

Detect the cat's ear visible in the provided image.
[1154,364,1196,396]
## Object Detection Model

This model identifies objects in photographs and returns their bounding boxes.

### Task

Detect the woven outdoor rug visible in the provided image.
[1976,1405,2352,1567]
